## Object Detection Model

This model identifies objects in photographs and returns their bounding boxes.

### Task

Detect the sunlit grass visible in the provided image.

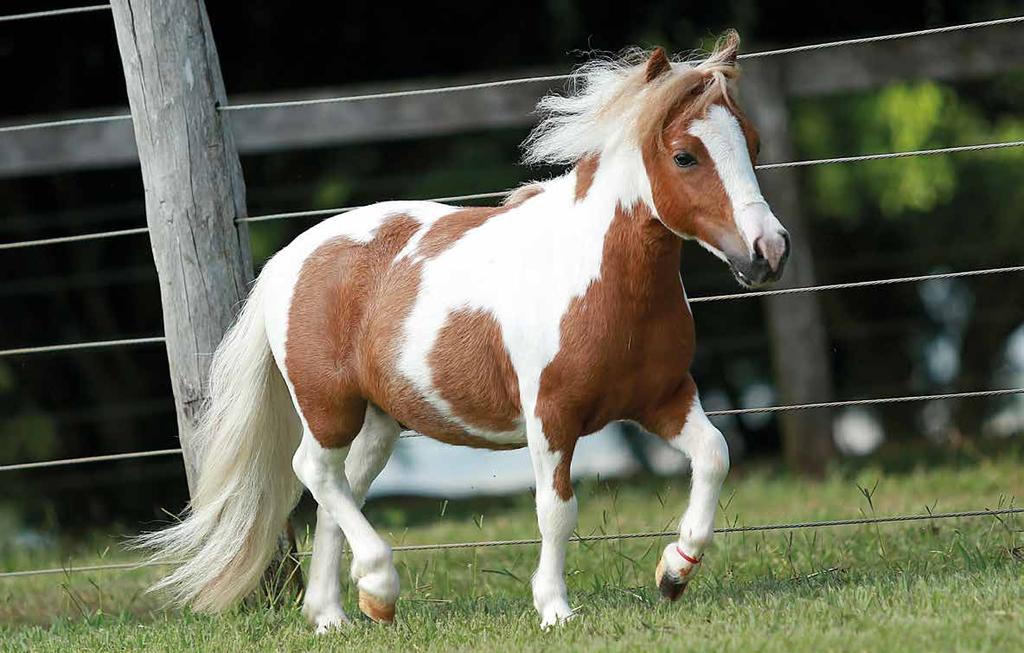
[1,449,1021,652]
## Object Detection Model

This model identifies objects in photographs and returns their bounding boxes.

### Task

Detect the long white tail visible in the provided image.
[133,271,303,612]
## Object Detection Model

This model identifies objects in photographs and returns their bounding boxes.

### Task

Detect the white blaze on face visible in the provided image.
[687,104,782,257]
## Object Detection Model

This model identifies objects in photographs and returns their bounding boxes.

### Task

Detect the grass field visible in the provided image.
[2,446,1022,652]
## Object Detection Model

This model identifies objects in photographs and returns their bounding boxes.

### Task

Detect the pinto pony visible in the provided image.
[137,31,789,631]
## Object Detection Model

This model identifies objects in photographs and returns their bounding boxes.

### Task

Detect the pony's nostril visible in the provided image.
[752,237,768,263]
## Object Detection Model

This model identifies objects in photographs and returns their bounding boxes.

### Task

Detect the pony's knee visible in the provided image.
[679,419,730,482]
[697,426,730,480]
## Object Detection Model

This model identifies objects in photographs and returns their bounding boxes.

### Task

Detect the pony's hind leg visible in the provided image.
[293,404,402,627]
[643,375,730,600]
[300,405,401,632]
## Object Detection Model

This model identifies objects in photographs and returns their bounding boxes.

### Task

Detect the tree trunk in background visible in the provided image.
[744,61,836,477]
[110,0,301,602]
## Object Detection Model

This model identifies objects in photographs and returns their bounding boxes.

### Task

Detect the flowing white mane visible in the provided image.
[522,38,741,167]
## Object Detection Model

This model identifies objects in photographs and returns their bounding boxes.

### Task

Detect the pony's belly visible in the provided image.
[378,385,527,450]
[400,411,528,450]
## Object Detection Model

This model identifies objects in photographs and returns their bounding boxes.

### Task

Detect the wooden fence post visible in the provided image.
[110,0,301,600]
[744,61,836,476]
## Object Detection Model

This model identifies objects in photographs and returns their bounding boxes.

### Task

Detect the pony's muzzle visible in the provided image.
[751,228,790,281]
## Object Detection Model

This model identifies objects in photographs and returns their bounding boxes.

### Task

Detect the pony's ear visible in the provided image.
[709,29,741,66]
[644,47,672,82]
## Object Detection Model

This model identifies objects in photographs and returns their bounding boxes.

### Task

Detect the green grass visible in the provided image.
[2,449,1022,652]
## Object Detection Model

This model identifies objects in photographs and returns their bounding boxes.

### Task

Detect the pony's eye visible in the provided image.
[673,152,697,168]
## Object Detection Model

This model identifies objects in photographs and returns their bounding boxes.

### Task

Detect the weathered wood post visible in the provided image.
[744,60,836,476]
[110,0,301,599]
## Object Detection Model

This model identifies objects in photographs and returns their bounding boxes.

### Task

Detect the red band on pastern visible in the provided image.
[676,545,702,565]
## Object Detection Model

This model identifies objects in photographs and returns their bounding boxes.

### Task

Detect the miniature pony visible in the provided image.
[137,31,789,631]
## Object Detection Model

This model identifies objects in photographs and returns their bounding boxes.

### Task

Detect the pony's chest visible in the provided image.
[535,289,695,430]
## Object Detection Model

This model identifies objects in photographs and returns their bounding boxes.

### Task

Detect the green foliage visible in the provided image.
[793,79,1024,221]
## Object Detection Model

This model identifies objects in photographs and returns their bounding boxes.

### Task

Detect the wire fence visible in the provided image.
[2,138,1022,250]
[2,264,1021,359]
[1,8,1023,583]
[1,507,1019,579]
[3,385,1022,473]
[2,15,1022,133]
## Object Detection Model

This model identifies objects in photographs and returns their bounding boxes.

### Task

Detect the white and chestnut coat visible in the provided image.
[136,33,789,632]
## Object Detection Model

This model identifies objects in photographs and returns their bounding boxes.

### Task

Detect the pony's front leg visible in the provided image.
[644,375,730,600]
[525,414,578,628]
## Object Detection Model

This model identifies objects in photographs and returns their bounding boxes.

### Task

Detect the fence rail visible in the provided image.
[1,507,1019,579]
[2,15,1022,134]
[216,15,1024,112]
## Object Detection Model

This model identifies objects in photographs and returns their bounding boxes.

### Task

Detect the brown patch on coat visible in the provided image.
[574,154,600,202]
[289,209,525,450]
[356,251,523,451]
[429,309,522,432]
[535,202,698,500]
[348,209,524,450]
[416,206,510,260]
[285,214,420,448]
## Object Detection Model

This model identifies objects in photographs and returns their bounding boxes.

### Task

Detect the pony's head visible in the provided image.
[524,31,789,287]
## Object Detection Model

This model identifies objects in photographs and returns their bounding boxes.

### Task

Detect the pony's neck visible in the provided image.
[567,154,684,308]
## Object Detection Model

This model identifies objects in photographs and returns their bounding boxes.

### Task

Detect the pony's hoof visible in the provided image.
[358,590,396,624]
[539,605,574,629]
[655,557,688,601]
[313,613,351,634]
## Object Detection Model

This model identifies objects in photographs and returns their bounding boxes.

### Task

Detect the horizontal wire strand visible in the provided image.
[743,15,1024,58]
[755,139,1024,169]
[0,113,130,135]
[0,448,182,473]
[240,139,1024,223]
[386,507,1024,552]
[239,192,509,223]
[218,16,1024,112]
[1,507,1018,578]
[220,74,574,112]
[0,4,110,23]
[0,336,165,358]
[392,387,1024,439]
[702,387,1024,417]
[0,226,149,251]
[687,264,1024,303]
